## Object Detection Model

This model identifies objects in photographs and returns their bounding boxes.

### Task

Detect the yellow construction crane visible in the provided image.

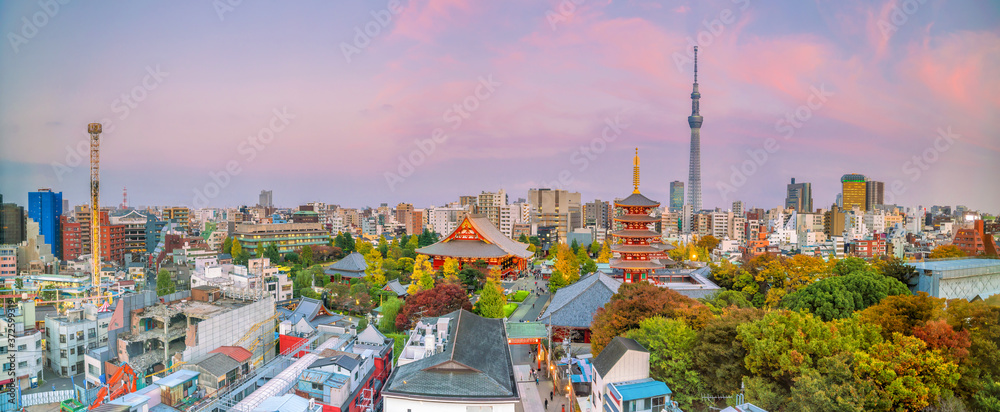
[88,123,102,299]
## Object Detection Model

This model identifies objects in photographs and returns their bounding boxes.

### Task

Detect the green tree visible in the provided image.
[692,308,765,397]
[737,311,881,388]
[873,257,916,285]
[625,317,702,408]
[589,241,601,256]
[356,238,373,255]
[156,269,176,296]
[591,282,713,354]
[342,232,355,253]
[781,270,910,321]
[255,242,264,259]
[364,248,387,286]
[459,267,484,290]
[570,239,580,255]
[222,236,233,254]
[929,244,967,259]
[854,333,960,411]
[378,235,389,258]
[832,257,869,276]
[265,243,281,263]
[378,297,404,333]
[301,245,314,267]
[357,316,368,332]
[578,247,597,275]
[477,279,507,318]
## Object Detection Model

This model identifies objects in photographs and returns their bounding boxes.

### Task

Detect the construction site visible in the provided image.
[114,289,277,378]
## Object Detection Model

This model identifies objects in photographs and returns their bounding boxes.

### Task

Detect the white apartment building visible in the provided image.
[709,212,729,240]
[45,305,113,377]
[3,301,43,389]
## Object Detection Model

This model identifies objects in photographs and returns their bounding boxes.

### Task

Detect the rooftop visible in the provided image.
[593,337,647,377]
[539,273,622,328]
[384,309,517,399]
[610,378,672,401]
[911,258,1000,272]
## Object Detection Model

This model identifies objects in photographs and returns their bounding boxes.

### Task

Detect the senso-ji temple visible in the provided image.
[609,149,675,283]
[416,214,533,278]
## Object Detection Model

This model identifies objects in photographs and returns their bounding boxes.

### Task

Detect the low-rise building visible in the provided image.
[45,304,113,377]
[2,301,43,389]
[383,310,518,412]
[591,337,681,412]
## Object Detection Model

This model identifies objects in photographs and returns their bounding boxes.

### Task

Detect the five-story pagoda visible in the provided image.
[610,149,673,283]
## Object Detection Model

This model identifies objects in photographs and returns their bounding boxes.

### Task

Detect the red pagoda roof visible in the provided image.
[417,215,533,259]
[614,193,660,207]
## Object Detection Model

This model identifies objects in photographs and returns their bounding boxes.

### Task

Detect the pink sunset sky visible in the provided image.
[1,0,998,212]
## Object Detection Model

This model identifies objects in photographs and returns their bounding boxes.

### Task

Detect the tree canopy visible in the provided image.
[395,284,472,331]
[590,282,712,354]
[781,270,910,321]
[156,269,176,296]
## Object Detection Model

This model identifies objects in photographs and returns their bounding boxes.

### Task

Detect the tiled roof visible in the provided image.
[210,345,252,363]
[593,337,647,377]
[614,193,659,207]
[539,273,621,328]
[326,252,367,274]
[196,353,240,376]
[383,279,409,296]
[417,215,533,259]
[384,309,517,399]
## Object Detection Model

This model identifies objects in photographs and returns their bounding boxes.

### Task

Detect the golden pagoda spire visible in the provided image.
[633,147,641,194]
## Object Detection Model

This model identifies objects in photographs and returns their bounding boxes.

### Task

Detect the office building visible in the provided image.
[29,189,62,259]
[866,180,884,210]
[784,178,813,212]
[259,190,273,208]
[234,223,331,255]
[841,174,867,211]
[669,181,684,212]
[0,195,26,245]
[163,207,191,232]
[528,188,582,243]
[731,201,744,216]
[584,199,611,229]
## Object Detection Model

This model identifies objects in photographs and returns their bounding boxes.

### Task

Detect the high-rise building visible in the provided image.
[669,181,684,212]
[163,207,190,232]
[0,194,26,245]
[61,216,82,261]
[583,199,611,229]
[686,46,704,212]
[841,174,867,211]
[785,178,813,212]
[731,201,744,216]
[528,188,581,243]
[29,189,62,259]
[866,180,884,210]
[258,190,273,208]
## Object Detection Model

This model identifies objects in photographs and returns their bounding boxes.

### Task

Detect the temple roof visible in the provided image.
[611,229,661,238]
[611,244,672,253]
[614,214,659,223]
[615,193,660,207]
[417,215,533,259]
[609,259,666,270]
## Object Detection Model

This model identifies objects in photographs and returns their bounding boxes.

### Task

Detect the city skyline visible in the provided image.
[1,1,998,212]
